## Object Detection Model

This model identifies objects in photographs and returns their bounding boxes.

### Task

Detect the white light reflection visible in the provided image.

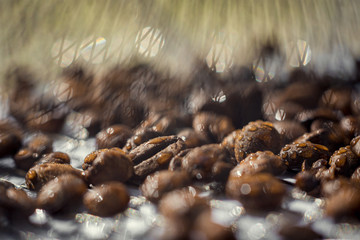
[253,58,277,83]
[288,40,312,67]
[206,44,233,73]
[80,37,107,64]
[51,38,79,67]
[135,27,165,57]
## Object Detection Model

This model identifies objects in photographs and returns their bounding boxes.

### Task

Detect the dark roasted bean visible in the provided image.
[280,141,330,171]
[181,144,233,182]
[96,124,133,149]
[123,128,162,152]
[193,112,235,143]
[140,170,191,202]
[37,174,87,213]
[83,182,129,217]
[133,138,186,181]
[325,184,360,220]
[226,173,286,211]
[159,187,209,220]
[231,151,286,177]
[295,171,321,196]
[340,116,360,139]
[350,136,360,157]
[35,152,70,166]
[82,148,133,186]
[26,163,82,191]
[221,130,242,158]
[168,149,191,172]
[234,121,281,162]
[177,128,209,148]
[273,120,307,145]
[328,146,360,177]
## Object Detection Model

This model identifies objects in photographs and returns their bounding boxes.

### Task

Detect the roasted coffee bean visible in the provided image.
[0,132,22,158]
[325,184,360,220]
[13,134,54,171]
[302,158,328,171]
[37,174,87,213]
[350,136,360,157]
[27,134,53,155]
[193,112,235,143]
[159,218,190,240]
[192,210,236,240]
[221,130,242,158]
[231,151,286,177]
[351,167,360,185]
[82,148,133,186]
[295,127,346,153]
[278,225,323,240]
[159,187,209,220]
[0,180,35,217]
[295,171,321,196]
[273,120,307,145]
[328,146,360,177]
[340,116,360,139]
[226,173,286,211]
[321,177,353,198]
[296,108,340,131]
[234,121,281,163]
[319,87,352,115]
[168,149,191,171]
[181,144,233,182]
[133,138,186,182]
[83,182,129,217]
[26,163,82,191]
[177,128,209,148]
[140,170,191,202]
[13,148,40,171]
[123,128,162,152]
[280,141,330,171]
[35,152,70,166]
[129,135,179,165]
[141,112,191,135]
[96,124,133,149]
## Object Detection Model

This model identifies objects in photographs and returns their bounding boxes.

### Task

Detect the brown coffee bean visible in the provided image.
[226,173,286,211]
[350,136,360,157]
[123,128,162,152]
[158,188,209,220]
[329,146,360,177]
[273,120,307,145]
[192,210,236,240]
[193,112,235,143]
[168,149,191,172]
[35,152,71,166]
[140,170,191,203]
[83,182,129,217]
[295,171,321,196]
[321,177,353,198]
[177,128,209,148]
[27,134,53,155]
[231,151,286,177]
[351,167,360,185]
[295,127,346,153]
[133,138,186,182]
[234,121,282,162]
[280,141,330,171]
[96,124,133,149]
[26,163,82,191]
[181,144,233,182]
[340,116,360,139]
[82,148,133,186]
[37,174,87,213]
[221,130,242,158]
[325,184,360,220]
[0,132,22,158]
